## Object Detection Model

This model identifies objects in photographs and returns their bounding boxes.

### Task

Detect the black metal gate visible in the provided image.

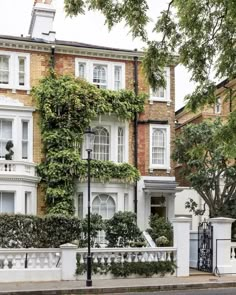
[198,220,213,272]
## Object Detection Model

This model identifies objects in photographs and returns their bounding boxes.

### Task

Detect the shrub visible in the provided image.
[78,213,105,248]
[0,214,81,248]
[105,211,144,247]
[147,214,173,246]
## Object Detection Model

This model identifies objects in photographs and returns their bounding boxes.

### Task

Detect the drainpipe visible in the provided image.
[50,45,55,69]
[133,49,138,217]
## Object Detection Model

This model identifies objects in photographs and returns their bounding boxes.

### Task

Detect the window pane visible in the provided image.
[118,127,124,162]
[114,66,122,90]
[93,127,109,161]
[1,192,14,213]
[25,192,31,215]
[78,63,86,79]
[152,129,166,165]
[92,194,115,219]
[93,65,107,89]
[18,57,26,86]
[0,56,9,84]
[22,121,28,159]
[0,120,12,158]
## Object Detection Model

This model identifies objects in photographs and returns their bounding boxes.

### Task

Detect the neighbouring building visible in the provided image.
[175,78,236,229]
[0,0,178,230]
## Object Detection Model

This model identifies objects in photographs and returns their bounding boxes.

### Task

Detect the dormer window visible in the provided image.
[0,51,30,91]
[75,58,125,90]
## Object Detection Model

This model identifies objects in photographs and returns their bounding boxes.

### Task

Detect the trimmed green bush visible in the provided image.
[147,214,173,246]
[105,211,145,247]
[0,214,81,248]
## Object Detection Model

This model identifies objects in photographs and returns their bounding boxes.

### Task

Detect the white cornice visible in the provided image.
[0,175,41,183]
[0,38,143,61]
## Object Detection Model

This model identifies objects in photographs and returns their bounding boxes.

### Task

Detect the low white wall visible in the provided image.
[0,269,61,283]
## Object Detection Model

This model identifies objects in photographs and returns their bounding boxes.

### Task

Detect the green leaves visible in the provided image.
[105,211,143,247]
[173,118,236,217]
[33,73,144,215]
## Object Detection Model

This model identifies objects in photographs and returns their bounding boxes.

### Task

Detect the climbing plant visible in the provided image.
[32,72,146,215]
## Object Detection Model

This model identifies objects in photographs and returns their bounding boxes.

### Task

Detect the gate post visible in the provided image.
[172,217,191,277]
[210,217,234,275]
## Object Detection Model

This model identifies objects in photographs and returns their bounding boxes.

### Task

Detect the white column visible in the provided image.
[60,243,78,280]
[210,217,234,275]
[172,217,191,277]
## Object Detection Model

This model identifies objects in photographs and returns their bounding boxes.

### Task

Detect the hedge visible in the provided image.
[0,214,81,248]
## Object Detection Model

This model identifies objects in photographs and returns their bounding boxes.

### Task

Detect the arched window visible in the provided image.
[93,127,109,161]
[93,65,107,89]
[152,129,165,165]
[78,63,86,79]
[92,194,116,219]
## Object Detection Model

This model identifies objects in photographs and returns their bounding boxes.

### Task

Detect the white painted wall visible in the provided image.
[175,187,209,230]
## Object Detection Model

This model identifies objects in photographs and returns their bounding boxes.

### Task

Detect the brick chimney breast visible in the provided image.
[29,0,56,41]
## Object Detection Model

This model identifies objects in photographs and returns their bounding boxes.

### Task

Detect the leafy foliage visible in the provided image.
[105,211,144,247]
[147,214,173,246]
[79,213,105,248]
[32,73,145,215]
[173,119,236,217]
[0,214,81,248]
[76,257,176,277]
[64,0,236,110]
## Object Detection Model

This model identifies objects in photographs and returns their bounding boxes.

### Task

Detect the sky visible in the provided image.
[0,0,195,110]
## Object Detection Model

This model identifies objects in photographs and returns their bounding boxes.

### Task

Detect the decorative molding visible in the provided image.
[0,39,142,61]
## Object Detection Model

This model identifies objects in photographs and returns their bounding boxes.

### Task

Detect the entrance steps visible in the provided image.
[190,268,212,276]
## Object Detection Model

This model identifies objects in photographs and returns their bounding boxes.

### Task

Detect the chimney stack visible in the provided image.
[29,0,56,41]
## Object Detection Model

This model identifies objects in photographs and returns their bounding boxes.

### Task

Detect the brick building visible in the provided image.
[0,0,177,230]
[174,78,236,229]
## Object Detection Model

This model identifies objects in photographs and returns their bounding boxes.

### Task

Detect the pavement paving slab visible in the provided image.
[0,274,236,294]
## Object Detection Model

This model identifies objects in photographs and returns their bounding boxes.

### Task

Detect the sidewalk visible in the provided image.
[0,274,236,295]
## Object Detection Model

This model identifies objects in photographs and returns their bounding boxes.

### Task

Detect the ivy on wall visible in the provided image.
[33,72,146,215]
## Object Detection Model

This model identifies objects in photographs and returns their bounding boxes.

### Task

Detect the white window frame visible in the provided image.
[215,97,221,114]
[0,109,33,162]
[84,118,128,163]
[0,51,30,91]
[149,124,170,170]
[149,68,170,103]
[0,191,15,213]
[75,58,125,90]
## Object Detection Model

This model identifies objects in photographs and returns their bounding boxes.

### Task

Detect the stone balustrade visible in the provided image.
[76,247,176,265]
[0,161,37,177]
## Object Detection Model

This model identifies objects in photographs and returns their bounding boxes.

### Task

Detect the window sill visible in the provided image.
[149,98,171,106]
[0,84,30,93]
[149,166,171,173]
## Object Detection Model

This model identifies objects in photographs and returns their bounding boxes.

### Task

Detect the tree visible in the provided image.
[173,119,236,217]
[64,0,236,109]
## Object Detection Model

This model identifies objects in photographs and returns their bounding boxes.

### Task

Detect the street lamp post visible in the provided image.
[84,127,95,287]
